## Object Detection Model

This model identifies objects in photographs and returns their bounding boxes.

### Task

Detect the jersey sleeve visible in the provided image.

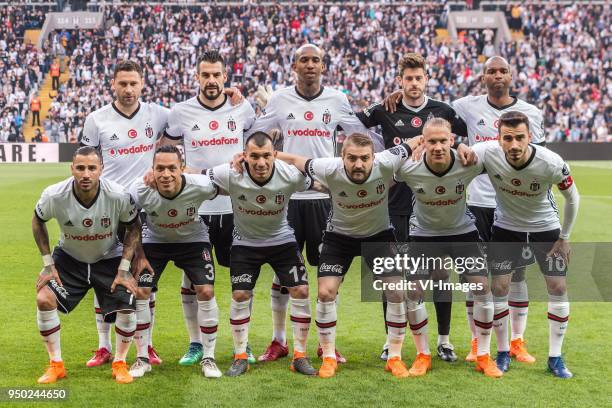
[245,93,281,136]
[304,157,335,188]
[154,104,171,139]
[470,140,496,163]
[356,102,382,128]
[242,102,257,134]
[552,161,574,191]
[451,97,470,122]
[164,106,184,140]
[189,174,219,200]
[35,188,54,222]
[81,114,99,147]
[209,164,232,193]
[119,191,139,224]
[527,107,545,144]
[288,165,311,192]
[127,180,145,209]
[448,107,468,137]
[337,93,370,135]
[376,144,411,172]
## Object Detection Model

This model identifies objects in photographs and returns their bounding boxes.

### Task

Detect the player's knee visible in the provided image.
[36,287,57,310]
[491,278,510,297]
[546,280,566,296]
[288,285,308,299]
[384,290,404,303]
[136,287,152,300]
[318,286,337,302]
[232,290,251,302]
[195,284,214,301]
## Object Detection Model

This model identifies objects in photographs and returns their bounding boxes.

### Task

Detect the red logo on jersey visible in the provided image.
[168,209,178,217]
[209,120,219,130]
[435,186,446,194]
[191,137,240,147]
[108,143,154,157]
[100,217,111,228]
[411,117,422,128]
[82,218,93,227]
[558,176,574,191]
[128,129,138,138]
[494,120,500,129]
[393,137,401,145]
[304,111,314,121]
[322,109,331,124]
[357,190,368,198]
[227,117,236,132]
[474,134,499,142]
[256,195,267,204]
[287,128,331,137]
[511,178,522,186]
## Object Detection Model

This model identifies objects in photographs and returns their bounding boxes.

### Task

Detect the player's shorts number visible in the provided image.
[290,265,307,283]
[204,264,214,281]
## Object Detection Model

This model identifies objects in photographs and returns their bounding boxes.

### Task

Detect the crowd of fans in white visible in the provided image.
[0,3,609,143]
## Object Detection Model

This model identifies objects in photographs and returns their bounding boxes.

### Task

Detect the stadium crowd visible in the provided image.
[1,3,609,143]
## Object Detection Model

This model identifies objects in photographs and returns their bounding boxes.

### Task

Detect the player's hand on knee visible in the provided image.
[457,144,477,166]
[231,152,245,173]
[131,254,154,281]
[36,264,62,292]
[112,268,138,294]
[383,89,403,113]
[224,87,244,106]
[547,238,570,265]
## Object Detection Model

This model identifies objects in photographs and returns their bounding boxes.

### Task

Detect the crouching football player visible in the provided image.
[33,147,142,384]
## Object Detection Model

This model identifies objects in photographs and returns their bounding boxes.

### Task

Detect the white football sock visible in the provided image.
[270,274,289,345]
[181,274,201,345]
[134,299,151,359]
[407,299,430,355]
[493,295,510,352]
[290,297,311,354]
[148,292,156,347]
[316,300,337,359]
[94,294,112,351]
[114,312,136,362]
[37,308,62,361]
[198,297,219,359]
[473,293,494,356]
[465,290,477,341]
[548,294,569,357]
[385,301,407,359]
[509,280,529,340]
[230,298,251,355]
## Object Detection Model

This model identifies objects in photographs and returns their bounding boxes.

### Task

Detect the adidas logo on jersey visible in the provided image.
[286,113,295,120]
[238,194,247,201]
[477,119,485,126]
[394,119,405,126]
[64,220,74,226]
[110,134,119,141]
[339,191,348,197]
[192,124,200,131]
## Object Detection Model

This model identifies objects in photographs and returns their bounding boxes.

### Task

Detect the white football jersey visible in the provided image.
[472,141,573,232]
[397,150,483,237]
[305,146,409,238]
[82,102,170,188]
[165,96,256,215]
[209,160,309,246]
[452,95,544,208]
[129,174,218,244]
[35,177,138,264]
[247,86,371,200]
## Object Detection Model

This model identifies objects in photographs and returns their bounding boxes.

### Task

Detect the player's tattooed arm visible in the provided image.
[112,219,141,293]
[275,152,310,173]
[32,213,63,290]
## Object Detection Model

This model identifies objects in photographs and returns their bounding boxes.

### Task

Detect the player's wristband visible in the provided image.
[118,258,131,271]
[42,254,54,267]
[559,233,570,240]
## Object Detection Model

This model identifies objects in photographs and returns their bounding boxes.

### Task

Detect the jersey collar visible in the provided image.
[159,175,186,200]
[423,149,455,177]
[505,145,536,170]
[245,163,276,187]
[294,85,324,102]
[72,179,101,209]
[401,95,428,113]
[486,95,517,111]
[112,101,141,120]
[197,94,227,111]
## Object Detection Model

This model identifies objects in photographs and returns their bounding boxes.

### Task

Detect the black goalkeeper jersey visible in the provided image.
[357,96,468,216]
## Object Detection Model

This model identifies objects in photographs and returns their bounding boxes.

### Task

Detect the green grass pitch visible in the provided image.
[0,162,611,407]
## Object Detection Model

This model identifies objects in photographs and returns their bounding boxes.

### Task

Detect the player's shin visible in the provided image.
[548,293,569,357]
[385,301,407,359]
[148,292,156,347]
[271,274,289,345]
[316,300,337,359]
[134,299,151,360]
[38,308,62,361]
[114,312,136,362]
[509,280,529,340]
[94,294,112,351]
[181,274,201,345]
[473,293,494,356]
[290,297,311,355]
[198,297,219,359]
[407,298,430,355]
[465,290,477,341]
[230,298,251,356]
[493,295,510,352]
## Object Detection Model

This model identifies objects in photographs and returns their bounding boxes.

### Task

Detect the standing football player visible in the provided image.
[33,147,142,384]
[161,50,257,365]
[208,132,317,377]
[359,53,468,362]
[470,111,579,378]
